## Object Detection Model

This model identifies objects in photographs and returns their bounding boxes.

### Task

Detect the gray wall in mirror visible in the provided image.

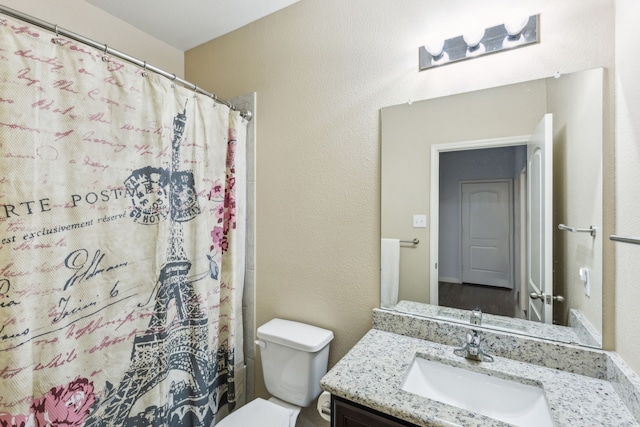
[380,68,603,347]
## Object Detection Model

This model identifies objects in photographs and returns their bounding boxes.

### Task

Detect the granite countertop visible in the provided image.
[392,300,601,348]
[320,329,638,427]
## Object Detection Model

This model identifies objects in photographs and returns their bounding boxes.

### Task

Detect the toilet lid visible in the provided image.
[217,398,291,427]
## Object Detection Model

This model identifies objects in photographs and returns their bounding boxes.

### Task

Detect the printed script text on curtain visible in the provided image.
[0,15,247,426]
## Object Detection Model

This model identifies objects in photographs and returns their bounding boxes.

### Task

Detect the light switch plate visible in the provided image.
[413,214,427,228]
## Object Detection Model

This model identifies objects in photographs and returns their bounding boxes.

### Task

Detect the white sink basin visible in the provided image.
[401,356,554,427]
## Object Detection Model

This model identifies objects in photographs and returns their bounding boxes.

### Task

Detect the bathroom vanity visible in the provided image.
[332,396,418,427]
[320,309,640,426]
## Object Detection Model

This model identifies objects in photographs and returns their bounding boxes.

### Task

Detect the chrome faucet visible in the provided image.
[470,307,482,325]
[454,329,494,362]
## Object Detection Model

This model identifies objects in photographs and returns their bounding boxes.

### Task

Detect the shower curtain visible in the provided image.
[0,14,246,427]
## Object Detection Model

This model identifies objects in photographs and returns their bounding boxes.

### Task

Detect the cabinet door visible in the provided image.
[332,396,419,427]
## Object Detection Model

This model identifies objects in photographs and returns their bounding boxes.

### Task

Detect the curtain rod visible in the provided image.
[0,4,253,121]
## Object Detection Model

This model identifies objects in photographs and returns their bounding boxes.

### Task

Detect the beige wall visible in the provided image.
[1,0,184,75]
[615,0,640,374]
[547,70,603,332]
[185,0,616,410]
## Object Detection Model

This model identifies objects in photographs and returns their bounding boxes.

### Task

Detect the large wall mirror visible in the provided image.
[381,68,603,348]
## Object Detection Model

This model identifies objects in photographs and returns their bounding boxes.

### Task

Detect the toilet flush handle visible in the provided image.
[255,340,266,349]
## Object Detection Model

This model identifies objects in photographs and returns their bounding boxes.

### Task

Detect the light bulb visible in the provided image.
[424,39,445,57]
[504,11,529,37]
[463,27,485,48]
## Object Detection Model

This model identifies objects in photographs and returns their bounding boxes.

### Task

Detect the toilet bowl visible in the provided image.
[217,318,333,427]
[217,397,297,427]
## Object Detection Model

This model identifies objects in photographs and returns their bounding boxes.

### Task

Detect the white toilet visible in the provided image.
[218,318,334,427]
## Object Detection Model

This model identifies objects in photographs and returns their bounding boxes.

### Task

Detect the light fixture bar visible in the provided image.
[419,14,539,71]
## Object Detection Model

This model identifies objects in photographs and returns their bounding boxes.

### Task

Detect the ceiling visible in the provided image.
[85,0,302,51]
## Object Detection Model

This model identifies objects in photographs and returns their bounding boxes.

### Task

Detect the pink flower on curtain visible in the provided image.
[0,378,95,427]
[220,235,229,253]
[222,129,238,239]
[209,128,239,255]
[223,173,236,234]
[209,177,226,255]
[214,203,225,223]
[208,179,224,200]
[210,226,223,252]
[225,136,236,169]
[0,413,28,427]
[32,377,95,427]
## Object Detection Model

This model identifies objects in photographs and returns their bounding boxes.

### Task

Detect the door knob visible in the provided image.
[529,292,544,300]
[529,292,565,302]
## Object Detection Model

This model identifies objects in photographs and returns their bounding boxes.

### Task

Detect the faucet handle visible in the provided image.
[467,330,481,346]
[478,350,494,363]
[453,346,467,358]
[454,329,494,363]
[470,330,494,362]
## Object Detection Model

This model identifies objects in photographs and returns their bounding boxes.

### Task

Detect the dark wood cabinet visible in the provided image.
[331,395,420,427]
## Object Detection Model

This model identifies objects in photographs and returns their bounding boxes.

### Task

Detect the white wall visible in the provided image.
[0,0,184,76]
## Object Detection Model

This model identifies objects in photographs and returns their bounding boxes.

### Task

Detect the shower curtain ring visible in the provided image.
[51,24,61,45]
[102,44,109,62]
[170,74,177,88]
[193,84,198,98]
[141,61,148,77]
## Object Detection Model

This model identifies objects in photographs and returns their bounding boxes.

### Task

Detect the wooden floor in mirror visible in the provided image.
[438,282,526,319]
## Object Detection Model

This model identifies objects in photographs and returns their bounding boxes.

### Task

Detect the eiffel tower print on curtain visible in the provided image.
[86,106,232,427]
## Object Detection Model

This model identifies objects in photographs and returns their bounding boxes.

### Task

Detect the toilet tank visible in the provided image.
[256,318,334,407]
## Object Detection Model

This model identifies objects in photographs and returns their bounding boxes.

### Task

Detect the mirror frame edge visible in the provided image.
[602,66,615,352]
[380,67,611,350]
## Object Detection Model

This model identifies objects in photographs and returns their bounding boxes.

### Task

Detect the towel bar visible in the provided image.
[400,238,420,245]
[610,235,640,245]
[558,224,597,237]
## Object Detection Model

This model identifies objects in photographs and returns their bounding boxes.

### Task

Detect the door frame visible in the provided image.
[429,135,530,305]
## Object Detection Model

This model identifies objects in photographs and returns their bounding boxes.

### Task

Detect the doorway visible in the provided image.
[429,136,529,318]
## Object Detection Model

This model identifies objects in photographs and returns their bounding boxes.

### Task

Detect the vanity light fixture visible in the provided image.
[419,14,539,71]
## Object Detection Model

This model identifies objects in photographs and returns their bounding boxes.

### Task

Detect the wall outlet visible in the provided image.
[413,214,427,228]
[579,267,590,297]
